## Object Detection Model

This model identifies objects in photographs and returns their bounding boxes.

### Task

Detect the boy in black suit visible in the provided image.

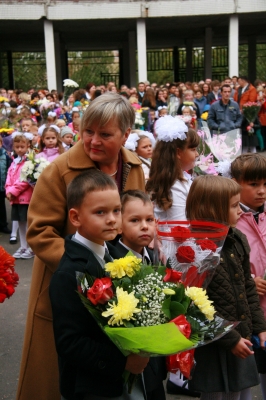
[116,190,167,400]
[49,171,149,400]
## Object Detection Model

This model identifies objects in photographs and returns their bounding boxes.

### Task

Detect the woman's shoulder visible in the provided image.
[121,147,142,166]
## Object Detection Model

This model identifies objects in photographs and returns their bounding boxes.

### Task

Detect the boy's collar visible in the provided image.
[240,202,265,215]
[118,238,150,262]
[73,231,106,260]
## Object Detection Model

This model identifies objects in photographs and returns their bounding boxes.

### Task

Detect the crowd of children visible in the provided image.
[1,82,266,400]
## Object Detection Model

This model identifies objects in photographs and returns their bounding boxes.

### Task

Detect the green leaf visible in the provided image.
[171,284,185,302]
[186,315,201,332]
[181,295,191,313]
[125,251,135,257]
[123,320,135,328]
[162,296,172,319]
[169,301,185,319]
[158,265,166,276]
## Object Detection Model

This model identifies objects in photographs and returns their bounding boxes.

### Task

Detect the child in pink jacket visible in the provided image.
[5,132,34,259]
[231,153,266,400]
[36,125,64,162]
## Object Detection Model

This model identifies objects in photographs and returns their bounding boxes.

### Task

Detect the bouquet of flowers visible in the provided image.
[0,246,19,303]
[39,101,57,121]
[155,220,236,376]
[242,101,261,135]
[63,78,79,105]
[194,123,241,177]
[78,221,235,382]
[80,98,89,112]
[134,110,145,130]
[20,151,50,186]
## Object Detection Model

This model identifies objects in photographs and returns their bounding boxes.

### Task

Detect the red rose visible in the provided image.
[176,246,195,263]
[171,314,191,338]
[163,268,182,283]
[171,226,191,242]
[197,239,217,252]
[87,277,114,306]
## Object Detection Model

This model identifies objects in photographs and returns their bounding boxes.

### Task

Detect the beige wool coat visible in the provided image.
[16,141,145,400]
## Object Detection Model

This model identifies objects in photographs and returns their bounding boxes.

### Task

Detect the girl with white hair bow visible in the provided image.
[125,130,156,182]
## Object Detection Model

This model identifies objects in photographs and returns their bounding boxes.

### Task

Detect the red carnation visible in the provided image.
[0,246,19,303]
[87,277,114,306]
[176,246,195,263]
[197,239,217,252]
[163,268,182,283]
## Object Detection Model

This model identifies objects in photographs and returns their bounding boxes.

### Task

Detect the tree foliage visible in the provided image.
[68,51,119,87]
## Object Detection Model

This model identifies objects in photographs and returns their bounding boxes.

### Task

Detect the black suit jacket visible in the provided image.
[50,235,126,400]
[115,241,154,264]
[115,241,167,396]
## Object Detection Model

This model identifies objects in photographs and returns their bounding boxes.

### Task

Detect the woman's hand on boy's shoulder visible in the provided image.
[231,338,254,359]
[254,276,266,296]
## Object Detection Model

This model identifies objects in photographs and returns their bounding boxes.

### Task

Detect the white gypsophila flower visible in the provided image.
[155,115,188,142]
[63,79,79,88]
[131,272,176,326]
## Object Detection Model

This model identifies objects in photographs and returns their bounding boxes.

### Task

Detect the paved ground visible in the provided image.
[0,201,263,400]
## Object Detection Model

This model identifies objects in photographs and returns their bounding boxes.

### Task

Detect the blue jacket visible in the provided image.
[207,99,242,133]
[194,96,207,115]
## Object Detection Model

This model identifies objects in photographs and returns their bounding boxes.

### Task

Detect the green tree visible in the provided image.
[68,51,119,87]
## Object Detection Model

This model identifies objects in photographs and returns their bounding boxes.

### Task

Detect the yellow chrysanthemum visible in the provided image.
[105,256,141,278]
[102,287,141,326]
[185,286,215,321]
[0,96,8,102]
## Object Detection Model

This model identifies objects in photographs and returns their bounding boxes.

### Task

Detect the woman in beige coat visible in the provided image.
[16,94,145,400]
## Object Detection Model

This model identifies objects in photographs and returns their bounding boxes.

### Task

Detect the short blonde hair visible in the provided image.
[80,93,135,137]
[18,92,30,102]
[186,175,241,225]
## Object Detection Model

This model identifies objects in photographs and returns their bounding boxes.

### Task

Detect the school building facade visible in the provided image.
[0,0,266,90]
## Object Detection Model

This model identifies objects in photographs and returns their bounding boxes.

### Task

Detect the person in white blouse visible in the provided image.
[146,115,199,222]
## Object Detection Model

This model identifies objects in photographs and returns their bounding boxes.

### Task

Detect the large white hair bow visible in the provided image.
[155,115,188,142]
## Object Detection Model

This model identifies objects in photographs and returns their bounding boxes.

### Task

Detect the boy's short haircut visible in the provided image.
[121,190,152,213]
[67,169,118,210]
[231,153,266,182]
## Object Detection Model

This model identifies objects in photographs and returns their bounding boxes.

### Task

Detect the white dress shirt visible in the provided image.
[154,171,192,221]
